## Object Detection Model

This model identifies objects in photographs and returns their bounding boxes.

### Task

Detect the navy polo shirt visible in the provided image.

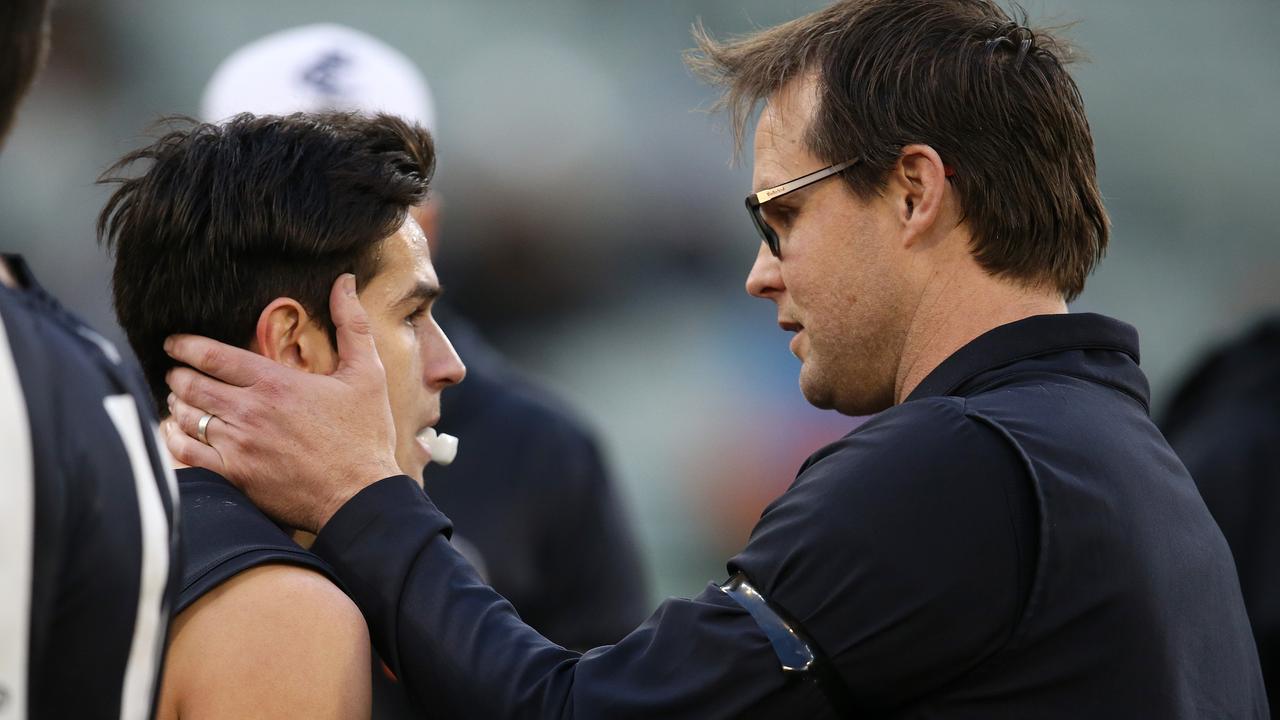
[313,312,1268,718]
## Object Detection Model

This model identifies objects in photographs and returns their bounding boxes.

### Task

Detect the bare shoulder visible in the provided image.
[180,563,366,633]
[158,564,371,720]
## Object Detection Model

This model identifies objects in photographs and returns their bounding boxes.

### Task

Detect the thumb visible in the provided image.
[329,273,384,380]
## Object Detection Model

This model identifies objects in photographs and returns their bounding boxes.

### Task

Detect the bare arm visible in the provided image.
[156,564,371,720]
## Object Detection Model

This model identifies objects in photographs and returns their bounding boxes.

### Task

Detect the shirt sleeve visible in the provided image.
[312,395,1035,717]
[312,477,831,719]
[730,396,1037,711]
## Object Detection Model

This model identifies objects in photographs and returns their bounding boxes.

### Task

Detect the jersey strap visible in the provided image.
[717,571,857,717]
[175,468,343,614]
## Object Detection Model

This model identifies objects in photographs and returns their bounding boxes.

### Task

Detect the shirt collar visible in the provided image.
[905,313,1143,403]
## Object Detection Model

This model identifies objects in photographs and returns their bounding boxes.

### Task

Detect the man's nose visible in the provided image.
[745,243,784,299]
[427,325,467,389]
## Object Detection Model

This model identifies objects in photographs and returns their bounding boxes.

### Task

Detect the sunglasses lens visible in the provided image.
[749,206,781,257]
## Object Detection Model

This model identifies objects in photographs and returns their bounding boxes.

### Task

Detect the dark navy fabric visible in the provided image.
[314,312,1269,718]
[429,309,648,650]
[174,467,421,719]
[0,255,180,719]
[174,467,340,613]
[1161,315,1280,711]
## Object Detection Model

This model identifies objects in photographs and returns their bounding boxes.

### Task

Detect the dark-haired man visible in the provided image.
[100,112,464,718]
[200,24,650,663]
[2,1,179,718]
[164,0,1269,716]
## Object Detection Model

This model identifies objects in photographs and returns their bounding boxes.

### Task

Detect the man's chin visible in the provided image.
[799,365,891,416]
[395,454,427,488]
[798,365,838,411]
[396,435,433,487]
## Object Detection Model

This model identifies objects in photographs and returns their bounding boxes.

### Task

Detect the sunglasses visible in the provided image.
[746,158,957,258]
[745,158,859,259]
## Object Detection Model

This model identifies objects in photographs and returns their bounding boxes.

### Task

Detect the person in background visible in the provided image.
[1160,315,1280,710]
[1,1,179,717]
[200,23,650,654]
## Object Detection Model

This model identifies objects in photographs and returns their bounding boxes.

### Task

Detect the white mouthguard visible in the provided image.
[417,427,459,466]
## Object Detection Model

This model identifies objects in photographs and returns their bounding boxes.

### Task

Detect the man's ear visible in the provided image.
[253,298,337,373]
[889,143,951,249]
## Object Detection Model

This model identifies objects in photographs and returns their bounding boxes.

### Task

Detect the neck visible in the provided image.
[893,274,1067,404]
[292,530,316,550]
[0,257,20,289]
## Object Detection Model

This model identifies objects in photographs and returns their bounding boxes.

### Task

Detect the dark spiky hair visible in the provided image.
[98,111,436,414]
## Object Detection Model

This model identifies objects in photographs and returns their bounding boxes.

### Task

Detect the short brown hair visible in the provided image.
[0,0,50,140]
[687,0,1108,301]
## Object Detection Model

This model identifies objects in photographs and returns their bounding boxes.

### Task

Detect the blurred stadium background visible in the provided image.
[2,0,1277,603]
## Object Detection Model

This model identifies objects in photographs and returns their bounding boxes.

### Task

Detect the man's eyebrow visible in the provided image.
[394,281,443,308]
[753,178,782,194]
[753,181,808,203]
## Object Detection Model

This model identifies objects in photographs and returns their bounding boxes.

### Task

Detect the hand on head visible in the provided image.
[163,273,401,533]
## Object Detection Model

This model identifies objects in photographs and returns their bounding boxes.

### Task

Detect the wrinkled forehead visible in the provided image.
[752,75,822,188]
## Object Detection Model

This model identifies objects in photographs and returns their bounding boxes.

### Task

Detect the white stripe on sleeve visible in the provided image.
[103,395,171,720]
[0,312,34,720]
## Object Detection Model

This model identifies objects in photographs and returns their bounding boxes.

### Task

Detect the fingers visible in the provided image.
[167,392,229,448]
[165,365,243,418]
[164,334,274,388]
[161,418,225,474]
[329,273,385,379]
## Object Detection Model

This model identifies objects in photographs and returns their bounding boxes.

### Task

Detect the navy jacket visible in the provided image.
[313,313,1268,718]
[430,310,648,650]
[1161,316,1280,710]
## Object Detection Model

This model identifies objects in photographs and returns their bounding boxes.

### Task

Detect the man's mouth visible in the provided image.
[417,426,459,466]
[779,320,805,358]
[413,417,439,444]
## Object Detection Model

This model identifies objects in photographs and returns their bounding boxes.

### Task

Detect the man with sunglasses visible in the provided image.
[160,0,1267,716]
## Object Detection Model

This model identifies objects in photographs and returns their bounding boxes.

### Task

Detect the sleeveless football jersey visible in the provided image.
[176,466,420,718]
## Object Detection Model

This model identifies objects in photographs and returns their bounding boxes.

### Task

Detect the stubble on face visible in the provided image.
[753,78,912,417]
[792,210,907,416]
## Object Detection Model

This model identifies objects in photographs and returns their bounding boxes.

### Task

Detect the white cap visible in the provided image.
[200,23,436,133]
